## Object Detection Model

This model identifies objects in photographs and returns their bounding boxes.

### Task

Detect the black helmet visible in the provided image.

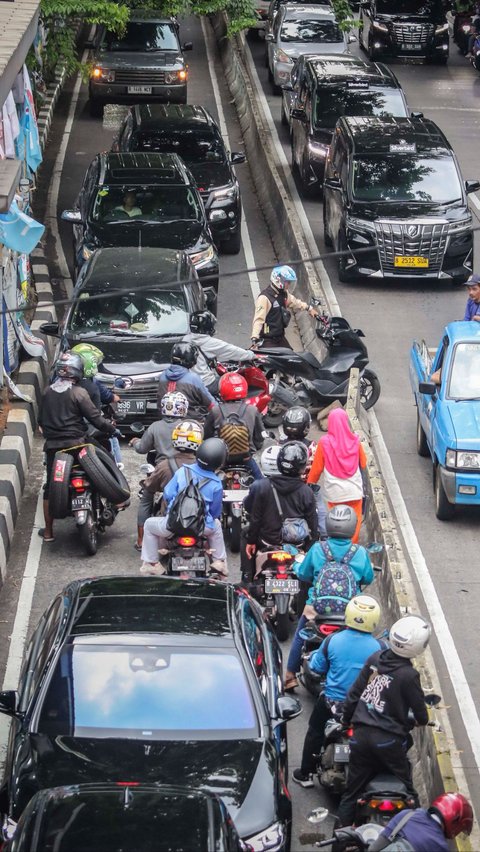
[277,441,308,477]
[197,437,228,471]
[326,505,357,539]
[171,341,198,368]
[282,406,311,439]
[190,310,216,336]
[55,351,84,382]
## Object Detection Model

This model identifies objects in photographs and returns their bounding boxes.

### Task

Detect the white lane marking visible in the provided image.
[242,36,480,804]
[200,18,260,300]
[46,47,90,298]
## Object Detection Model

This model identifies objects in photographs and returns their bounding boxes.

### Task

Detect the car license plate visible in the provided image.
[71,495,88,510]
[117,399,146,414]
[334,744,350,763]
[394,255,429,268]
[127,85,152,94]
[223,489,249,502]
[401,44,422,50]
[264,578,299,594]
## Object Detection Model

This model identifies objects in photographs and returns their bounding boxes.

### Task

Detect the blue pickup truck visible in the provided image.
[410,321,480,519]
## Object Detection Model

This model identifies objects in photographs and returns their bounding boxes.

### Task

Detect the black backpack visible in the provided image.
[166,467,210,537]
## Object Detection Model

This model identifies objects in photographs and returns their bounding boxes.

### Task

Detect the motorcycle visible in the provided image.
[221,465,253,553]
[317,705,353,796]
[214,359,273,416]
[254,305,380,427]
[252,545,303,641]
[470,29,480,68]
[306,815,383,852]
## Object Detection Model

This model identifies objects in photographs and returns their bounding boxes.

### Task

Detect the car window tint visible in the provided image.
[103,22,179,52]
[352,154,462,203]
[19,599,62,710]
[134,130,225,164]
[241,600,269,700]
[91,184,202,223]
[313,88,407,128]
[70,289,189,336]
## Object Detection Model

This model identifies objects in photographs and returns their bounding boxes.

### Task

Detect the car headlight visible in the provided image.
[346,216,374,233]
[190,245,215,267]
[274,49,293,63]
[91,67,115,82]
[212,186,238,201]
[447,449,480,470]
[165,69,187,83]
[448,218,472,234]
[435,23,449,35]
[373,20,389,32]
[82,245,94,261]
[308,140,329,159]
[244,821,286,852]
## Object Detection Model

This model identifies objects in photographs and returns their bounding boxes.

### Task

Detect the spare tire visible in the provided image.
[78,444,130,503]
[49,452,73,519]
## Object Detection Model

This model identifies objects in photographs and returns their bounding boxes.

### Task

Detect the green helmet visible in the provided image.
[71,343,104,378]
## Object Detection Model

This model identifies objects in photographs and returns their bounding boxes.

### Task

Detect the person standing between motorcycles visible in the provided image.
[250,265,319,349]
[156,342,215,421]
[337,614,432,827]
[308,408,367,544]
[284,505,374,691]
[140,437,228,577]
[38,352,118,543]
[292,595,385,788]
[282,406,328,538]
[369,792,473,852]
[243,441,318,579]
[183,310,257,395]
[203,373,265,480]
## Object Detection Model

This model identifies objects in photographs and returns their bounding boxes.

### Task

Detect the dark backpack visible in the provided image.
[166,467,210,537]
[218,402,251,463]
[313,540,358,615]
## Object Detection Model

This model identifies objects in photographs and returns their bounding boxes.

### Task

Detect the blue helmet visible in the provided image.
[270,265,297,290]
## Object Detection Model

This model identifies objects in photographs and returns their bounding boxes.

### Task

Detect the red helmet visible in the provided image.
[429,793,473,839]
[219,372,248,401]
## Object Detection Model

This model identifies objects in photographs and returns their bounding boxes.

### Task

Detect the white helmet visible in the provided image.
[261,445,280,477]
[345,595,381,633]
[389,614,431,659]
[270,264,297,291]
[171,420,203,453]
[160,391,189,418]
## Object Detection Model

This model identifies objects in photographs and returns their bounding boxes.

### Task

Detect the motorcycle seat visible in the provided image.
[315,613,346,626]
[364,774,408,794]
[299,350,322,369]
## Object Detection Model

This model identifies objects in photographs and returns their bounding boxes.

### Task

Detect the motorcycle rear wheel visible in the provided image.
[80,511,98,555]
[263,401,285,428]
[360,369,381,410]
[275,610,290,642]
[229,515,242,553]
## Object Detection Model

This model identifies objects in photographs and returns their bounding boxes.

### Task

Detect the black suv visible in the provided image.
[113,104,246,254]
[61,152,219,290]
[358,0,449,63]
[286,55,409,193]
[87,14,192,117]
[323,116,479,283]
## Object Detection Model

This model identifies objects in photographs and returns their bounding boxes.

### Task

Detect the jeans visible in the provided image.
[300,693,333,774]
[315,490,327,537]
[109,436,122,463]
[246,456,263,481]
[137,489,155,527]
[141,516,226,564]
[286,614,307,674]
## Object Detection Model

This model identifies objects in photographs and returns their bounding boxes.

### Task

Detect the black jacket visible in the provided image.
[39,384,116,450]
[244,474,318,546]
[260,285,288,339]
[203,400,265,454]
[343,648,429,738]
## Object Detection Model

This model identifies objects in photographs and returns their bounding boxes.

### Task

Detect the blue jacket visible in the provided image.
[163,462,223,529]
[95,378,115,405]
[464,297,480,321]
[295,537,374,606]
[310,628,385,702]
[157,365,215,420]
[378,810,448,852]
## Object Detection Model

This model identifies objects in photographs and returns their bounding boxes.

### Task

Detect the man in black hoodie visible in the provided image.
[337,614,432,826]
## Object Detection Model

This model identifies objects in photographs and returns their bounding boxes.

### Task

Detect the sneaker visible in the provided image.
[140,562,166,576]
[211,560,229,577]
[292,769,314,788]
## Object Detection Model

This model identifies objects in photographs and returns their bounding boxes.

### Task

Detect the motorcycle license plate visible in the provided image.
[171,556,207,573]
[394,255,429,268]
[264,578,299,594]
[127,85,152,94]
[334,744,350,763]
[223,489,249,502]
[71,495,88,510]
[117,399,146,414]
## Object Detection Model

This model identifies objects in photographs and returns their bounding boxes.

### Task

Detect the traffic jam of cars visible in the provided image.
[0,2,480,851]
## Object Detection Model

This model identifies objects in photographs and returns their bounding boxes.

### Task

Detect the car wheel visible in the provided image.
[323,208,333,247]
[281,101,288,126]
[434,465,455,520]
[89,98,104,119]
[367,38,376,61]
[221,229,242,255]
[300,152,316,197]
[291,137,298,174]
[416,411,429,457]
[265,49,270,68]
[338,231,351,283]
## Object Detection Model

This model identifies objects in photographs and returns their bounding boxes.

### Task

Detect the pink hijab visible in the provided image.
[320,408,360,479]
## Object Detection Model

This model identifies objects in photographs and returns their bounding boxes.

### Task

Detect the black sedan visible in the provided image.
[0,577,301,851]
[39,247,211,427]
[2,783,243,851]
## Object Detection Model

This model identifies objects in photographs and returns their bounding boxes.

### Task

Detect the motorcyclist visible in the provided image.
[203,372,265,480]
[71,343,122,465]
[465,13,480,56]
[369,792,473,852]
[156,342,215,421]
[337,614,432,826]
[38,351,118,543]
[292,595,385,788]
[183,310,257,395]
[140,437,228,577]
[250,265,319,349]
[281,406,327,537]
[284,505,374,691]
[243,441,318,581]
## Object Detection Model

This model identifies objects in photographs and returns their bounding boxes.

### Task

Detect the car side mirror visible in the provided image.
[0,690,18,717]
[231,152,246,165]
[39,321,60,337]
[290,107,306,121]
[182,41,193,51]
[425,693,441,707]
[204,287,218,314]
[411,111,424,118]
[419,381,437,395]
[61,209,83,224]
[282,82,293,91]
[465,179,480,194]
[276,694,302,722]
[265,32,274,41]
[324,176,341,190]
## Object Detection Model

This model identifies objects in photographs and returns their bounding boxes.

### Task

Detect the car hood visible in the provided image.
[66,334,176,373]
[279,42,347,59]
[86,220,205,252]
[188,163,232,192]
[29,735,276,837]
[96,50,183,70]
[443,401,480,450]
[349,200,468,222]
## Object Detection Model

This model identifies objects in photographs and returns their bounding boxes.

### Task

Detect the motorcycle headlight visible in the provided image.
[308,140,329,159]
[189,244,215,267]
[449,450,480,470]
[244,821,286,852]
[435,23,449,35]
[274,48,293,63]
[462,23,471,32]
[82,245,94,261]
[373,20,389,32]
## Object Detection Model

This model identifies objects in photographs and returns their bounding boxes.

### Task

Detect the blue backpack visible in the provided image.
[313,541,358,615]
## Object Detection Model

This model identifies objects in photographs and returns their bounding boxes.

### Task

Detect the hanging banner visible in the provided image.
[0,201,44,255]
[17,66,43,175]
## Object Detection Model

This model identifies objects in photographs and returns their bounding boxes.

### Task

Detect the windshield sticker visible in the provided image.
[98,189,109,196]
[389,143,416,153]
[124,303,139,319]
[347,80,369,89]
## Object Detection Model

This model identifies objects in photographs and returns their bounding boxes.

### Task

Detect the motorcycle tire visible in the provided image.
[80,510,98,555]
[48,452,73,519]
[275,610,290,642]
[229,515,242,553]
[263,401,286,428]
[360,369,381,410]
[78,445,130,503]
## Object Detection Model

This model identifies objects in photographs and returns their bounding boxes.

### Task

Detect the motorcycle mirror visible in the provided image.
[130,422,145,435]
[366,542,384,553]
[353,328,365,337]
[307,807,330,825]
[425,693,441,707]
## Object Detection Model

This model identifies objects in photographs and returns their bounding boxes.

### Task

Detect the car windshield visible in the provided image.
[448,343,480,399]
[352,154,462,203]
[376,0,437,14]
[37,645,258,739]
[103,22,179,52]
[134,130,225,164]
[280,18,343,42]
[69,290,189,336]
[91,184,202,223]
[313,87,407,128]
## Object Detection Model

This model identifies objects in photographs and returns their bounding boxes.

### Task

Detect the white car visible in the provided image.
[265,4,351,93]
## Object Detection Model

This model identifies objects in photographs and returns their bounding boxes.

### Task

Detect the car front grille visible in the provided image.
[374,221,449,274]
[114,70,167,85]
[392,23,434,44]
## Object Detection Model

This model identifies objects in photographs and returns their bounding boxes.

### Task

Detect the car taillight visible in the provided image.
[319,624,341,636]
[177,536,196,546]
[71,476,87,491]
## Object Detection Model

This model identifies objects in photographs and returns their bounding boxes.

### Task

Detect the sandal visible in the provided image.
[284,676,299,692]
[133,542,142,552]
[38,528,55,542]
